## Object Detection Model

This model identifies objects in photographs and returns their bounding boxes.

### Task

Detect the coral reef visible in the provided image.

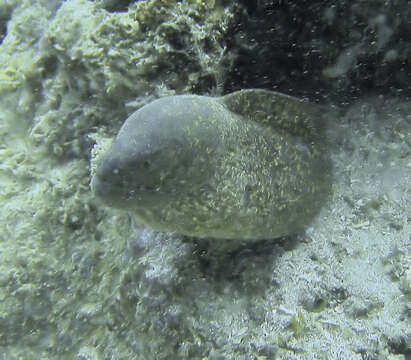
[0,0,409,359]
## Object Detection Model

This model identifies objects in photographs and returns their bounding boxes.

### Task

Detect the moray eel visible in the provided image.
[91,89,331,240]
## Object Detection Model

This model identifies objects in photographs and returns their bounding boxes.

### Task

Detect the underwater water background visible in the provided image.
[0,1,409,359]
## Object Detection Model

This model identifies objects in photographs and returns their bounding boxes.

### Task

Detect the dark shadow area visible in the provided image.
[99,0,136,12]
[185,234,301,297]
[0,5,12,45]
[223,0,411,104]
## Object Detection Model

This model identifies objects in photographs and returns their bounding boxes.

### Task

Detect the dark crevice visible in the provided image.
[0,20,7,44]
[388,338,411,359]
[99,0,136,13]
[0,5,13,45]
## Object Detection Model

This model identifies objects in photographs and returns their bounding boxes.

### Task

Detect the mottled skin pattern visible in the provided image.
[91,89,331,240]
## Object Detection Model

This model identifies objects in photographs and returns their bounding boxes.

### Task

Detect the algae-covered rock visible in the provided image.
[91,89,331,240]
[0,0,235,358]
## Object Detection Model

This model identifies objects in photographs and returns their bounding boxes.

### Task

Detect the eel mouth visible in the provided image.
[91,169,171,209]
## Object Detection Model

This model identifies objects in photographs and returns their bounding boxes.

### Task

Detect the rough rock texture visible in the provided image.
[0,0,409,359]
[0,0,234,358]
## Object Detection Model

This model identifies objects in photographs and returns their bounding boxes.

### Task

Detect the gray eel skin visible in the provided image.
[91,89,331,241]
